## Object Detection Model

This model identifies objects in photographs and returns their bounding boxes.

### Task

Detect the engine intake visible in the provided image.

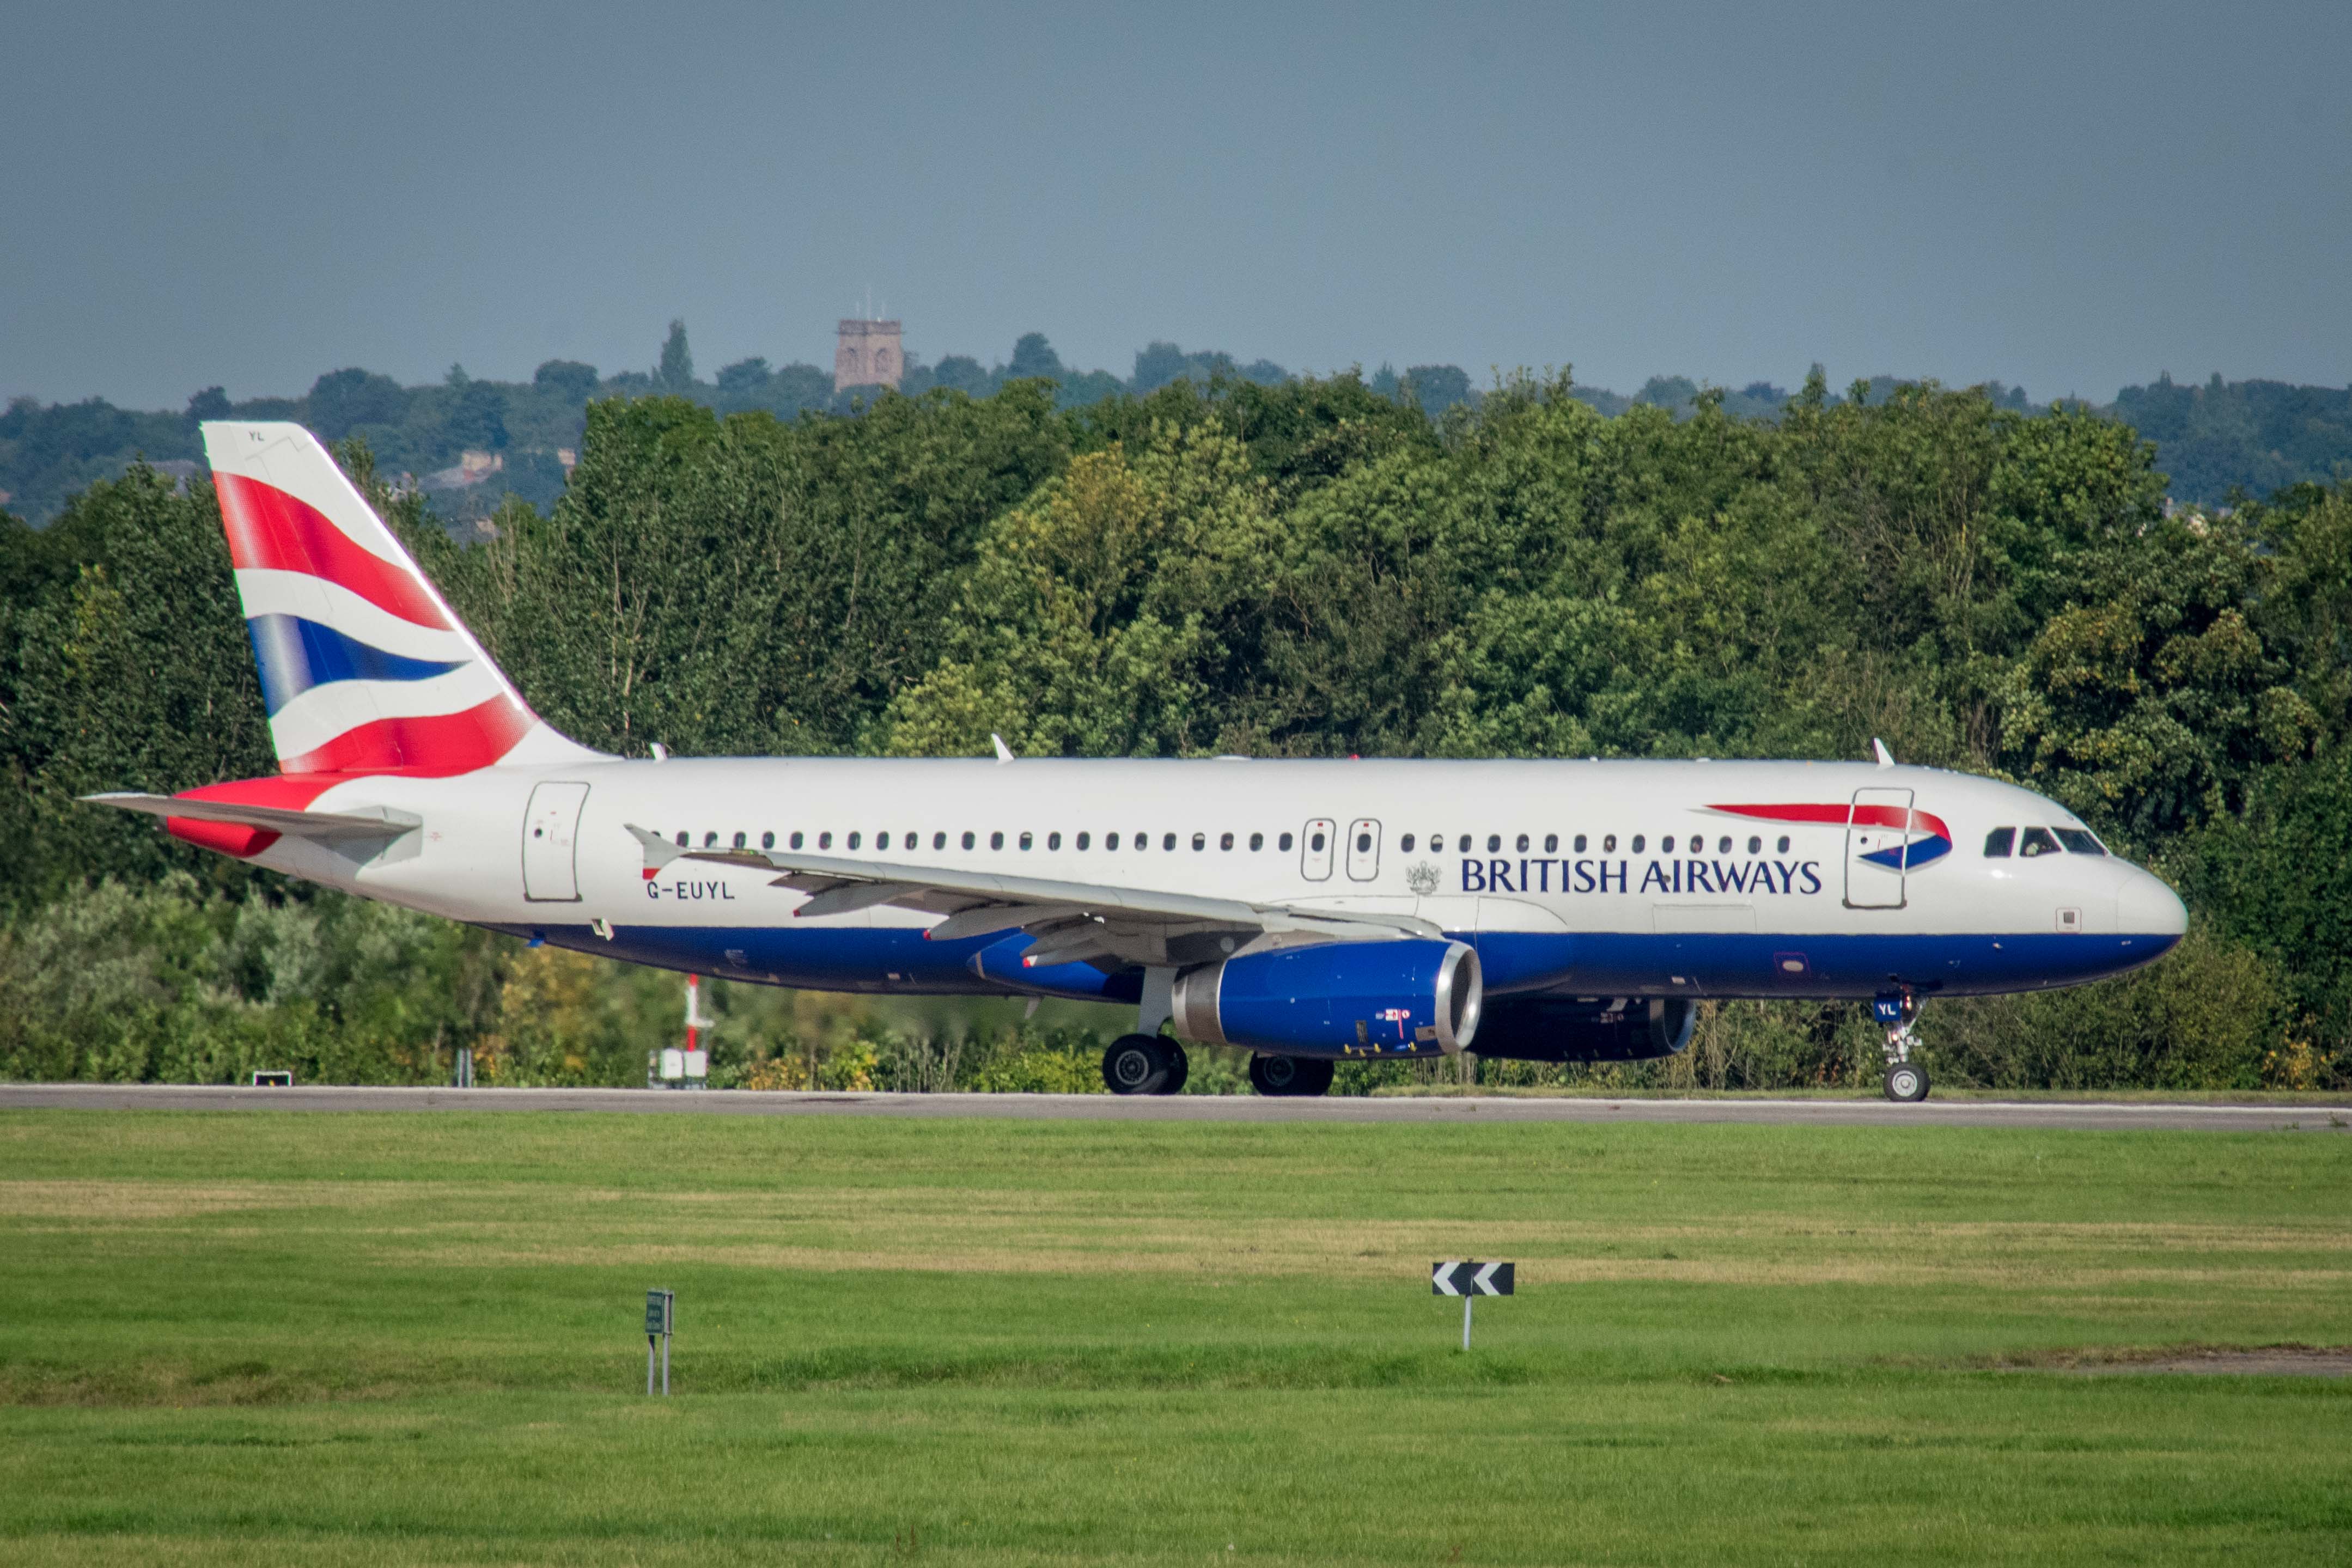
[1470,996,1696,1062]
[1171,939,1482,1058]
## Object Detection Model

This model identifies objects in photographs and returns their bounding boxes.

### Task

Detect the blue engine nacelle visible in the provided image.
[1470,996,1696,1062]
[1169,939,1483,1058]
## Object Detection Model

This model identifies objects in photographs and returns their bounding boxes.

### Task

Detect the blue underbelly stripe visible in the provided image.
[489,924,2182,999]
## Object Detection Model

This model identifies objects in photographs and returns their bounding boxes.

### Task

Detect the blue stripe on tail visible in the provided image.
[246,614,467,715]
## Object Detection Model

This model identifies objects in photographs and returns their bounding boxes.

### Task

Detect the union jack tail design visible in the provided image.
[202,422,598,776]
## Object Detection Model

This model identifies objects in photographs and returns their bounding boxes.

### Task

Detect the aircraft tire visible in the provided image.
[1103,1035,1171,1095]
[1249,1054,1335,1098]
[1883,1063,1930,1102]
[1157,1043,1189,1095]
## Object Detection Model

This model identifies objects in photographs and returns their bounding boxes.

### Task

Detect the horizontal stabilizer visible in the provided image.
[83,792,421,841]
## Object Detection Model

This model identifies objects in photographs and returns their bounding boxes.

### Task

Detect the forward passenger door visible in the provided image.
[1844,786,1913,909]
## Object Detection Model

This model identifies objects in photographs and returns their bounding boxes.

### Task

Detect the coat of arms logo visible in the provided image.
[1405,861,1441,896]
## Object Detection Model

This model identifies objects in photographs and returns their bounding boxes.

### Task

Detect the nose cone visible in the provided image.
[2118,871,2189,939]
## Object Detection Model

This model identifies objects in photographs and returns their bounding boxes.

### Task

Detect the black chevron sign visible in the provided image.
[1431,1260,1514,1296]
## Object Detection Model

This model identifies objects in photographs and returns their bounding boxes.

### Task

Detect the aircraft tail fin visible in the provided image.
[199,422,600,775]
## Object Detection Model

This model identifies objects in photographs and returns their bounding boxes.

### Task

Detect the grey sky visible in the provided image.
[4,1,2346,410]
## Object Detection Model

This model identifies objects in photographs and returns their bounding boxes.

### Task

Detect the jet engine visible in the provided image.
[1469,996,1696,1062]
[1171,939,1482,1058]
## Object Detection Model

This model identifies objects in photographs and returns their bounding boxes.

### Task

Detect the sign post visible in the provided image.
[644,1289,674,1394]
[1431,1260,1513,1349]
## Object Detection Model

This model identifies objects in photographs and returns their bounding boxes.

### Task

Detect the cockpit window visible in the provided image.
[2019,828,2061,857]
[1983,827,2015,857]
[2053,828,2106,856]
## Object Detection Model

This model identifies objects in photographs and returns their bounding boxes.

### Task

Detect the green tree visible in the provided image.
[656,319,696,391]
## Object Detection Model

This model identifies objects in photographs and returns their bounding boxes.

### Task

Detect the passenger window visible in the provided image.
[1746,835,1760,854]
[2054,829,2106,856]
[790,831,805,850]
[1662,836,1675,853]
[1163,832,1177,851]
[1400,834,1416,852]
[674,831,687,847]
[876,832,889,850]
[704,832,718,848]
[1516,833,1530,852]
[1020,832,1034,851]
[1776,836,1790,853]
[1107,832,1120,850]
[1984,827,2015,858]
[961,831,975,850]
[818,831,832,849]
[1221,832,1234,850]
[1459,835,1474,853]
[1193,832,1207,851]
[1486,834,1501,852]
[1311,831,1326,851]
[1601,834,1616,852]
[761,831,775,850]
[1046,832,1061,850]
[1077,832,1090,850]
[1631,835,1646,853]
[934,831,947,850]
[2020,828,2060,857]
[1544,833,1557,853]
[1719,837,1732,854]
[1356,831,1371,852]
[990,831,1004,850]
[1574,834,1587,853]
[1279,832,1294,851]
[731,832,745,849]
[848,832,862,851]
[1249,832,1263,851]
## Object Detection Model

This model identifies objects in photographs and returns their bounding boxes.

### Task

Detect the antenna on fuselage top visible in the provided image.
[1871,738,1896,767]
[991,733,1014,764]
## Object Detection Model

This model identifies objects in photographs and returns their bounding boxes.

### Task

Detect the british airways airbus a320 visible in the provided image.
[89,423,2189,1101]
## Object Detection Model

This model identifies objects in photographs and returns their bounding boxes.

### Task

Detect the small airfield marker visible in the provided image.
[644,1289,674,1394]
[1432,1260,1513,1349]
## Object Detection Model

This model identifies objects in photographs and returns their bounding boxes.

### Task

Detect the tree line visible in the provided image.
[1,368,2345,1091]
[8,318,2342,527]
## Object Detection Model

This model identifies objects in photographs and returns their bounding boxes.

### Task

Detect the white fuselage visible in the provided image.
[249,755,2187,1004]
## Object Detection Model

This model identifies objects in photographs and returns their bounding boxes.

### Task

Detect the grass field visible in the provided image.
[2,1109,2348,1565]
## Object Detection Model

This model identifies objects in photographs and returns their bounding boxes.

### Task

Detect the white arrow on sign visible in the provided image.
[1472,1261,1505,1294]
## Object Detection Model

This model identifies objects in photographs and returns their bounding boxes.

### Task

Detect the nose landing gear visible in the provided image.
[1874,989,1930,1102]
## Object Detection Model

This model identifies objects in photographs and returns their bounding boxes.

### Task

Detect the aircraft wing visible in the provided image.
[83,793,422,841]
[623,823,1437,968]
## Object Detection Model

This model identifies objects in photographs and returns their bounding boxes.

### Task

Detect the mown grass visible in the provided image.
[2,1110,2348,1564]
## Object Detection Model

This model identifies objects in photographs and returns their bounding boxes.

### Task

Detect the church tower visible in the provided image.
[834,318,904,393]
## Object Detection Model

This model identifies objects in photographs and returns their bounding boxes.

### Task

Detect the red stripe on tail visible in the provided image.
[214,472,455,630]
[278,694,533,775]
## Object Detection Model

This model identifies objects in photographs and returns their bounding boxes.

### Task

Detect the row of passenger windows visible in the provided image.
[679,828,1299,852]
[668,827,1796,856]
[1984,826,2106,858]
[1399,832,1792,855]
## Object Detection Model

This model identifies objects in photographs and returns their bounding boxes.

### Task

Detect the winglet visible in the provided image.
[1871,738,1897,767]
[991,733,1014,764]
[623,822,686,880]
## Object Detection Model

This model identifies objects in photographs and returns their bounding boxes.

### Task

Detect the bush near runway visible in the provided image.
[0,1109,2346,1565]
[4,373,2348,1089]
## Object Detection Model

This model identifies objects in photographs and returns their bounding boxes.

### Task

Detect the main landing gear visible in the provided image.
[1102,1034,1187,1095]
[1875,988,1930,1102]
[1248,1054,1334,1097]
[1102,966,1188,1096]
